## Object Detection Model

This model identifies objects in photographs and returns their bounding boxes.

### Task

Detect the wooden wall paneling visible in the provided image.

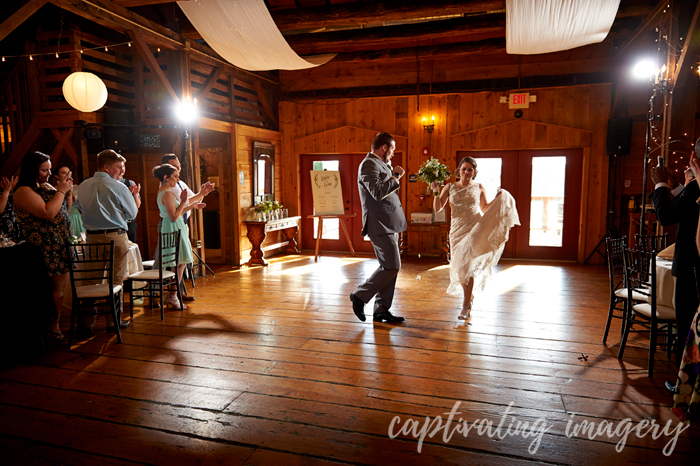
[138,151,150,258]
[230,125,241,266]
[407,95,423,215]
[335,127,348,153]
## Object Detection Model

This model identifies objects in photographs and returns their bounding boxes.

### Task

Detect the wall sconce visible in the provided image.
[422,116,435,133]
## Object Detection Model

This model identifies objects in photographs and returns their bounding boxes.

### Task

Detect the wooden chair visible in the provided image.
[634,233,669,253]
[125,231,182,320]
[603,236,628,343]
[618,247,676,378]
[66,241,122,348]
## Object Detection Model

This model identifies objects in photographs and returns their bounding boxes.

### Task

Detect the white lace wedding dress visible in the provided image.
[446,183,520,295]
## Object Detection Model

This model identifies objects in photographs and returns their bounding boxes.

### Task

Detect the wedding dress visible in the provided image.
[446,183,520,295]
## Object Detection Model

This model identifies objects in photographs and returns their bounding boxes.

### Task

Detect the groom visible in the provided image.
[350,132,407,323]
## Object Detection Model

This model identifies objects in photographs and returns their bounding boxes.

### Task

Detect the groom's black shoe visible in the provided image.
[665,380,677,395]
[373,310,405,323]
[349,292,366,322]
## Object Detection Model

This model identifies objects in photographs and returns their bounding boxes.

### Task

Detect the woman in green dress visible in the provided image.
[153,164,205,309]
[53,164,85,240]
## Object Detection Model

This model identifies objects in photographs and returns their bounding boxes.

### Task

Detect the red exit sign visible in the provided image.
[509,93,530,109]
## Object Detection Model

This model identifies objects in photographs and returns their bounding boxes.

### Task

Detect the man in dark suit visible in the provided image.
[350,132,407,323]
[650,162,700,368]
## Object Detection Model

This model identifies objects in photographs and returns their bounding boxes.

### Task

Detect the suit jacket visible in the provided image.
[357,153,407,236]
[649,179,700,277]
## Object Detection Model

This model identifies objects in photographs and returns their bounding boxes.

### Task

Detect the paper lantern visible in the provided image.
[62,72,108,112]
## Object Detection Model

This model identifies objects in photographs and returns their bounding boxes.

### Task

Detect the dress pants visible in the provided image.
[354,233,401,314]
[674,272,699,364]
[79,231,129,327]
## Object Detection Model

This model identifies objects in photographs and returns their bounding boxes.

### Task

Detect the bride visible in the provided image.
[433,156,520,319]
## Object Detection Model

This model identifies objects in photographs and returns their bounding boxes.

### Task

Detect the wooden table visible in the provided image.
[307,214,356,262]
[244,216,301,266]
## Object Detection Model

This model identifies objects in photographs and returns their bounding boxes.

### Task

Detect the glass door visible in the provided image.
[461,149,583,260]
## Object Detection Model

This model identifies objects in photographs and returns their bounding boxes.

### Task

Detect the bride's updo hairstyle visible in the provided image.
[457,156,478,180]
[153,163,177,182]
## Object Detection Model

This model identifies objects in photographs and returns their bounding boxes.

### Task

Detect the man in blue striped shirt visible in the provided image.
[77,150,139,335]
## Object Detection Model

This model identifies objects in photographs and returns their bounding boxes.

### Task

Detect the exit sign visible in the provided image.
[509,93,530,109]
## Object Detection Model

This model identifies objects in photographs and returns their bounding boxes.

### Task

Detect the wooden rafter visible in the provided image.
[286,14,505,54]
[0,0,48,42]
[253,80,278,126]
[270,0,506,31]
[113,0,187,7]
[613,0,669,60]
[328,37,505,63]
[49,128,77,165]
[194,65,224,101]
[128,29,181,104]
[671,0,700,87]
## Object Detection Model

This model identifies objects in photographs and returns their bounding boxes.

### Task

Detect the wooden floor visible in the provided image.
[1,254,697,465]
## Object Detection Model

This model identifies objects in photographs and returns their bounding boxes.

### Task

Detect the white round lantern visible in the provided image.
[62,72,108,112]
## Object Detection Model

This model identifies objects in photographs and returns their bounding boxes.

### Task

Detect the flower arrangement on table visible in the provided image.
[253,200,284,220]
[417,157,452,195]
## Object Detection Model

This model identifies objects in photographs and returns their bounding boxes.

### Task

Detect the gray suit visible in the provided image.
[354,153,407,314]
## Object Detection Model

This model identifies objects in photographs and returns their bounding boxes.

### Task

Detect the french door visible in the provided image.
[459,149,583,260]
[300,153,405,254]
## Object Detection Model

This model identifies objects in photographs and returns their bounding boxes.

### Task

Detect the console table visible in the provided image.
[243,216,301,266]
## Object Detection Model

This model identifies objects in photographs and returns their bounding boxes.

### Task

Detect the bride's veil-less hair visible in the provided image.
[457,156,478,180]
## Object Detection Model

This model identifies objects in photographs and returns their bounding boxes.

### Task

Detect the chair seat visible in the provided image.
[128,270,176,281]
[76,283,123,299]
[615,287,649,301]
[632,302,676,321]
[142,260,155,269]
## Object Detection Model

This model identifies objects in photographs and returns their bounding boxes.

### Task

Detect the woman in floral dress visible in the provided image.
[14,152,74,341]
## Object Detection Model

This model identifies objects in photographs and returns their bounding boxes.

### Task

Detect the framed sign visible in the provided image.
[310,170,344,215]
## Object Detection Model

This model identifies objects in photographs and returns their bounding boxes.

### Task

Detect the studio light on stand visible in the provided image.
[173,97,215,281]
[634,59,669,236]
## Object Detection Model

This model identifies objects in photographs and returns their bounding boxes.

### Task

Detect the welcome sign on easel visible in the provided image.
[310,170,344,215]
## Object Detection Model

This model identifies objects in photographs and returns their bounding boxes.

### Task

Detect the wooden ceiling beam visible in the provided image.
[49,0,182,49]
[613,0,668,59]
[113,0,188,7]
[671,0,700,87]
[286,13,504,54]
[326,37,505,63]
[271,0,506,31]
[128,29,180,103]
[0,0,48,43]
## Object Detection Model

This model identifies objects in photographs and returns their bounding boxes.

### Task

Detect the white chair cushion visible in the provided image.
[128,270,175,281]
[615,287,649,301]
[632,302,676,321]
[142,260,155,269]
[76,284,123,299]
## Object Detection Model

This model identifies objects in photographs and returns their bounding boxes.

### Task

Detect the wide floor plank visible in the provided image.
[0,255,696,465]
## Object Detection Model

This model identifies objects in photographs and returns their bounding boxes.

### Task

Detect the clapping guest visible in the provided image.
[153,164,205,309]
[52,164,85,240]
[0,175,23,242]
[13,152,73,342]
[115,160,141,243]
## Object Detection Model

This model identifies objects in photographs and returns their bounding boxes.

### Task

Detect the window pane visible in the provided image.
[529,156,566,247]
[473,158,502,202]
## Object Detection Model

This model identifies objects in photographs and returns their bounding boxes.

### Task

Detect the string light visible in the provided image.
[1,40,132,60]
[157,48,161,52]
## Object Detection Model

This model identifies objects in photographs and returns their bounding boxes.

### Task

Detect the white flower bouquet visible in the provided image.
[417,157,452,195]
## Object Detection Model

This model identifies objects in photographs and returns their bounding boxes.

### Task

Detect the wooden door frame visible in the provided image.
[449,119,596,263]
[290,126,408,247]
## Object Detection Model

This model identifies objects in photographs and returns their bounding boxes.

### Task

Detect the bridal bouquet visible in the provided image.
[417,157,452,195]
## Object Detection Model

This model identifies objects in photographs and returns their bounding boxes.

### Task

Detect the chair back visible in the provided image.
[623,247,656,315]
[634,233,669,253]
[66,241,115,299]
[605,236,627,293]
[158,230,181,275]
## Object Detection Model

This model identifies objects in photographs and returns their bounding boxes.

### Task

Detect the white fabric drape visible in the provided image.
[506,0,620,55]
[177,0,334,71]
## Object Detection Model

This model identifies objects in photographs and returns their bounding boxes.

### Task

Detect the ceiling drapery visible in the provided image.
[506,0,620,55]
[177,0,334,71]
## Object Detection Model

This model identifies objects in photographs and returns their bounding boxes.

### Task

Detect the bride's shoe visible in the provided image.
[458,305,471,320]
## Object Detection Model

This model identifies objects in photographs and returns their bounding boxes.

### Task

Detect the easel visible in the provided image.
[307,214,356,261]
